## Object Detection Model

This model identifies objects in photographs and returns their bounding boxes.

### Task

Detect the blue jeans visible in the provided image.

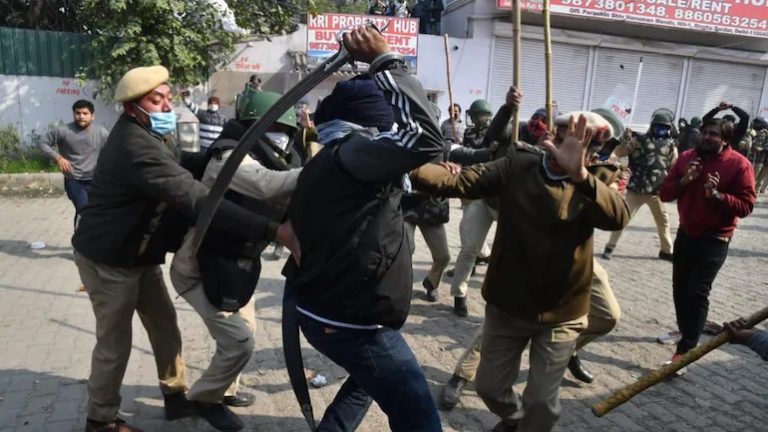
[64,178,92,229]
[298,314,442,432]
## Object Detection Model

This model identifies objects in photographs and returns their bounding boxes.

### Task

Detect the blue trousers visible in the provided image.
[298,314,442,432]
[64,178,91,229]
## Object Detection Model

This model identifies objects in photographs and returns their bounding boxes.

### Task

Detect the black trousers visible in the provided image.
[673,231,730,354]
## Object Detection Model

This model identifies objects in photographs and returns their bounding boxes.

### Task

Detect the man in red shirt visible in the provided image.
[659,118,755,364]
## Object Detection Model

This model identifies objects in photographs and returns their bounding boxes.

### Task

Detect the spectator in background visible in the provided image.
[425,0,444,35]
[751,117,768,194]
[247,74,263,92]
[441,103,465,144]
[182,93,228,152]
[677,116,702,153]
[39,99,109,229]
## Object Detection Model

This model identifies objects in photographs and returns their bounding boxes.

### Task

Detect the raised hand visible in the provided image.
[505,86,522,112]
[342,26,390,64]
[539,114,594,182]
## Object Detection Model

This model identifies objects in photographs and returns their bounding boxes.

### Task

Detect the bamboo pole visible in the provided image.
[543,0,553,129]
[592,304,768,417]
[511,0,521,142]
[444,34,457,141]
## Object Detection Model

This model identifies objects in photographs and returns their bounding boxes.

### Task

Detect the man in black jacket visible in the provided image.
[282,26,444,431]
[72,65,293,432]
[703,101,750,154]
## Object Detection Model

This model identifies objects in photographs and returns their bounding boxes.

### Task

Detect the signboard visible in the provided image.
[307,13,419,73]
[497,0,768,39]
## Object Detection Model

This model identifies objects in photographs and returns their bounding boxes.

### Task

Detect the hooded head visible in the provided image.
[690,116,702,128]
[314,76,395,144]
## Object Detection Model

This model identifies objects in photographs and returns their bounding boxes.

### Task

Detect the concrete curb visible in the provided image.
[0,173,64,196]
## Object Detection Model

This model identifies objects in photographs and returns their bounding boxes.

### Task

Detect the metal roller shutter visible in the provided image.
[590,48,684,129]
[489,38,590,120]
[682,59,766,119]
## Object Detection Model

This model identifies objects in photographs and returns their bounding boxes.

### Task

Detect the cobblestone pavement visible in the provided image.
[1,195,767,432]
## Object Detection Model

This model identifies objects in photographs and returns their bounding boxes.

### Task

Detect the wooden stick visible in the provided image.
[511,0,521,143]
[627,57,644,127]
[444,34,457,141]
[592,305,768,417]
[543,0,553,129]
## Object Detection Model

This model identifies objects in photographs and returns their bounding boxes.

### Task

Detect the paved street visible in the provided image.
[1,195,767,432]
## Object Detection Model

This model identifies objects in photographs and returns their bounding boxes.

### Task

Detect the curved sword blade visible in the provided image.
[192,48,351,253]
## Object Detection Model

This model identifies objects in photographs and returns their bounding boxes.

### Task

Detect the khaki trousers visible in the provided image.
[405,222,451,288]
[74,251,186,422]
[454,259,620,378]
[476,304,587,432]
[170,269,257,403]
[451,200,497,298]
[755,163,768,193]
[606,190,673,254]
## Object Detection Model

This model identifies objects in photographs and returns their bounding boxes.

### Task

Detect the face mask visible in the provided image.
[265,132,290,151]
[134,104,177,136]
[209,104,219,112]
[652,125,671,138]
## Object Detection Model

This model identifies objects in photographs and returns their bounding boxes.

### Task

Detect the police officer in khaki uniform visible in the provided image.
[73,66,294,432]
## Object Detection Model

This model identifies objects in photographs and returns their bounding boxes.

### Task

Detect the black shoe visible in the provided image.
[491,421,518,432]
[439,374,468,411]
[223,392,255,407]
[567,354,594,384]
[163,391,196,420]
[422,278,438,302]
[475,255,490,266]
[658,251,674,262]
[602,247,614,260]
[446,265,477,279]
[193,401,245,432]
[454,296,468,317]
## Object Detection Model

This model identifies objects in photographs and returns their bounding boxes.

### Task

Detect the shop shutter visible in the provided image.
[682,59,766,119]
[589,48,684,129]
[489,37,590,121]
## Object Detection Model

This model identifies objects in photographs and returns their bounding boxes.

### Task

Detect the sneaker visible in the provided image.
[439,374,468,411]
[658,251,674,262]
[422,278,438,302]
[454,296,468,317]
[656,330,682,345]
[193,401,245,432]
[602,247,614,260]
[475,255,490,266]
[85,418,143,432]
[663,353,687,376]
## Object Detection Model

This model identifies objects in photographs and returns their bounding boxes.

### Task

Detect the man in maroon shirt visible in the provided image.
[659,118,755,364]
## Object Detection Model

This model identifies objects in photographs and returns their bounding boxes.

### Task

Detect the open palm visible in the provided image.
[540,114,594,181]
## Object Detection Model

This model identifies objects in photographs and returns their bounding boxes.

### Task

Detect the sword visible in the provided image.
[192,21,390,253]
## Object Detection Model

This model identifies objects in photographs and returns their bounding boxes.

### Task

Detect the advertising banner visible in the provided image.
[497,0,768,39]
[307,13,420,73]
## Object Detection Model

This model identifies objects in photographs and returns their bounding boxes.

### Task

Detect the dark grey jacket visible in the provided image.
[73,114,277,267]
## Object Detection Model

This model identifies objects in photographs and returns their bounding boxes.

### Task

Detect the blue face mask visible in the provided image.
[652,124,671,139]
[135,104,177,136]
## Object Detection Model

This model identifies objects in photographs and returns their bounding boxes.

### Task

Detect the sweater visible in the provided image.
[411,145,630,323]
[658,146,755,238]
[38,122,109,180]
